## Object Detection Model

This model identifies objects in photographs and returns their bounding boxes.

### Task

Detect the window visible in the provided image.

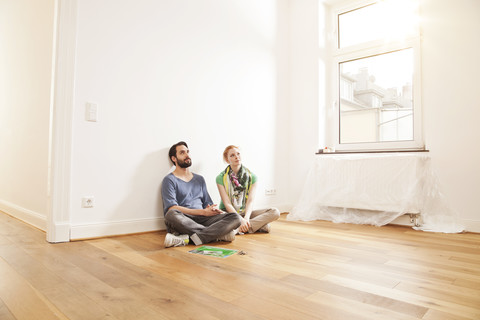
[331,0,423,151]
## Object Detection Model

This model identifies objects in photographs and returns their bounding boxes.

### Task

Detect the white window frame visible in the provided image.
[329,0,424,152]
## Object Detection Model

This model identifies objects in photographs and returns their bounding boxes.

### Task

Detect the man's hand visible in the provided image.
[203,204,223,216]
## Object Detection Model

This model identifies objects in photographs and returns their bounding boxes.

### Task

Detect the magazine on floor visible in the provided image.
[188,246,238,258]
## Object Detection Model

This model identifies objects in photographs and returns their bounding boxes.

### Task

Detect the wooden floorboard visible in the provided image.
[0,211,479,319]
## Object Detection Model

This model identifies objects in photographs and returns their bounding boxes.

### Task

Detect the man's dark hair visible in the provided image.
[168,141,188,166]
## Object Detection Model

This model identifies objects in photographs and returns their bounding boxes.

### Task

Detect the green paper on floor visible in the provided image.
[189,246,238,258]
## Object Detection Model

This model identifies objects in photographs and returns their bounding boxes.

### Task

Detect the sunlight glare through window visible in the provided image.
[338,0,419,48]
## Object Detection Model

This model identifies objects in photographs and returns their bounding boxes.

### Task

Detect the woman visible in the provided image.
[216,145,280,234]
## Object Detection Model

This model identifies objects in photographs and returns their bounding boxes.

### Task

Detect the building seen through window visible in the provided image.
[339,49,414,144]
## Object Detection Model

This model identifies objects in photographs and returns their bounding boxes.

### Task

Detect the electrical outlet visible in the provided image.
[265,188,276,196]
[82,196,95,208]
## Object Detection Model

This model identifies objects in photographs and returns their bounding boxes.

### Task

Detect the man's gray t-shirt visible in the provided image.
[161,173,213,214]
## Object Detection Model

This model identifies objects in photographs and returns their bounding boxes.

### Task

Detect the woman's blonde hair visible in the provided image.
[223,145,239,163]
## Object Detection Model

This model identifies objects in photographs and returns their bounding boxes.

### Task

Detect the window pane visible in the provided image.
[338,0,418,48]
[339,48,413,144]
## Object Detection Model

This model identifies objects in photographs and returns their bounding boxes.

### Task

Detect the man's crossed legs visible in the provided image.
[164,209,241,247]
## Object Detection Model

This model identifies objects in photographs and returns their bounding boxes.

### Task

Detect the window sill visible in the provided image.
[316,149,429,155]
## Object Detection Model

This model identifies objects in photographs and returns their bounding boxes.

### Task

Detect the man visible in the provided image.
[161,141,242,247]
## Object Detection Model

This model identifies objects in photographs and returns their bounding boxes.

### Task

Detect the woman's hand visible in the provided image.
[238,217,251,233]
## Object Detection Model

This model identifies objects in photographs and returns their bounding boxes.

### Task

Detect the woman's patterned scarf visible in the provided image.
[223,165,253,213]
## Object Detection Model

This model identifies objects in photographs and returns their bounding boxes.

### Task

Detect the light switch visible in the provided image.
[86,102,98,122]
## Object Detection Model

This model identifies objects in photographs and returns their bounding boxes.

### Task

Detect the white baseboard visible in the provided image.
[70,217,166,240]
[0,199,47,231]
[47,222,71,243]
[391,215,480,233]
[462,219,480,233]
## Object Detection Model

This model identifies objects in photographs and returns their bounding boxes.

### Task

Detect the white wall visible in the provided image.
[288,0,480,232]
[421,0,480,231]
[0,0,55,230]
[288,0,331,206]
[3,0,479,239]
[70,0,290,239]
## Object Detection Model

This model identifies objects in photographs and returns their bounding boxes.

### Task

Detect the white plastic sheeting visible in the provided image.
[287,153,464,233]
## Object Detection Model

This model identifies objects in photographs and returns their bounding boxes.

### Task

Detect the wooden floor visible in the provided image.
[0,212,479,320]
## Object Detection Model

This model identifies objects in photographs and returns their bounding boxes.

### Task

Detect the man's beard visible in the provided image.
[177,158,192,168]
